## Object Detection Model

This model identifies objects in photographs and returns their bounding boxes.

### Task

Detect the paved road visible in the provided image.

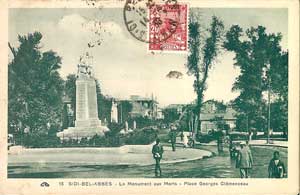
[162,144,287,178]
[8,144,287,178]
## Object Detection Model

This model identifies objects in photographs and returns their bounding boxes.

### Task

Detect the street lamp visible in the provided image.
[266,63,271,144]
[246,114,249,133]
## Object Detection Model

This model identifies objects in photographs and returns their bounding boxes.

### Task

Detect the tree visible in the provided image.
[118,100,133,124]
[96,80,113,122]
[162,108,180,124]
[61,104,69,129]
[186,14,224,135]
[8,32,64,135]
[269,51,288,134]
[65,74,77,119]
[223,25,288,134]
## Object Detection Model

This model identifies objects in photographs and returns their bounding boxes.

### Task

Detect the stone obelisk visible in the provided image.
[57,53,109,140]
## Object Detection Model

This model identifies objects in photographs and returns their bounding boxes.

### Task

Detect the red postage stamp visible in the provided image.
[149,3,188,52]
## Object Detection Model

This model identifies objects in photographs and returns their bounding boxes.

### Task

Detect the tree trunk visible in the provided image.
[193,115,199,140]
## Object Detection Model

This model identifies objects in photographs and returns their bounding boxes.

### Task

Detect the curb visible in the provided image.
[251,144,288,148]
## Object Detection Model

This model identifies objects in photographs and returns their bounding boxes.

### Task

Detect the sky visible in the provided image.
[9,8,288,107]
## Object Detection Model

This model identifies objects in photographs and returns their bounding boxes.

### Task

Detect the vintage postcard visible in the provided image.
[0,0,299,194]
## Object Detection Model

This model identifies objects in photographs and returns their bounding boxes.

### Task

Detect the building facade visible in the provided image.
[199,100,237,134]
[114,95,161,124]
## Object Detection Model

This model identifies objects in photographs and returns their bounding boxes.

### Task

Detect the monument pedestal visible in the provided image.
[57,126,109,140]
[57,74,109,140]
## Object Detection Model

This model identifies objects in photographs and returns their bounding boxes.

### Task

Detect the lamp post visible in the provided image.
[266,63,271,144]
[246,114,249,133]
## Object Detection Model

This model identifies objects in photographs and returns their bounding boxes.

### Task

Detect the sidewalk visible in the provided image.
[195,139,288,147]
[250,139,288,147]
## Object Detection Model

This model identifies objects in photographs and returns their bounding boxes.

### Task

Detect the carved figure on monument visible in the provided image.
[78,52,93,78]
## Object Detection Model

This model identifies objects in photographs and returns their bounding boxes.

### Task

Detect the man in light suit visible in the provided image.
[236,142,254,178]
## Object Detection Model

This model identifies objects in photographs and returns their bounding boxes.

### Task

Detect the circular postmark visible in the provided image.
[123,0,181,43]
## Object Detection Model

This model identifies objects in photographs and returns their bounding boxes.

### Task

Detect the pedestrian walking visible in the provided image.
[217,131,225,153]
[180,131,184,141]
[268,151,286,178]
[229,139,235,158]
[236,142,253,178]
[152,138,164,177]
[188,134,195,148]
[169,125,177,151]
[183,133,188,148]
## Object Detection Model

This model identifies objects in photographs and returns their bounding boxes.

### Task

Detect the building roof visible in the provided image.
[128,95,158,104]
[116,96,158,104]
[200,109,237,121]
[164,104,185,109]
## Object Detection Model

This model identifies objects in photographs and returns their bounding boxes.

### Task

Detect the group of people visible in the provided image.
[152,126,286,178]
[170,125,194,151]
[235,141,286,178]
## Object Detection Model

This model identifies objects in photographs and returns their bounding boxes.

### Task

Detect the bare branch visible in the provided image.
[8,42,16,58]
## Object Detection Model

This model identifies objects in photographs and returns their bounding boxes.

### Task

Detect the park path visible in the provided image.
[8,144,287,178]
[8,145,211,165]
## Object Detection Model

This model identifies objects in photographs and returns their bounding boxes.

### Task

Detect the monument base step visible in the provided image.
[75,119,101,127]
[57,126,109,140]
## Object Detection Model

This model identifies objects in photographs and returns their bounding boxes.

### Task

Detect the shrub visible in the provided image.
[23,133,60,148]
[125,128,157,145]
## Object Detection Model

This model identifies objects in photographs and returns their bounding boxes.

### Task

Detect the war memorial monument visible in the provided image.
[57,53,109,140]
